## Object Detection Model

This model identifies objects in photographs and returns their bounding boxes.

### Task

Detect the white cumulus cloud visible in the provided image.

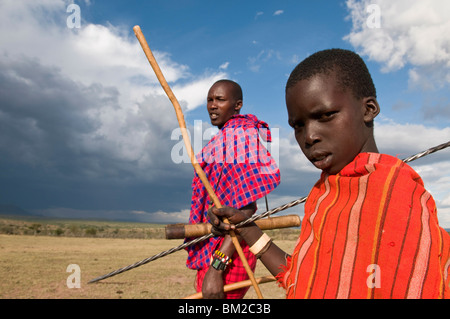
[344,0,450,90]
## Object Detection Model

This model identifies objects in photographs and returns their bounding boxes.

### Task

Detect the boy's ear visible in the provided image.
[234,99,243,113]
[363,97,380,123]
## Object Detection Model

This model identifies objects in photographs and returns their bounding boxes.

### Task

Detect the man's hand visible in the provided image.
[207,206,249,235]
[202,267,225,299]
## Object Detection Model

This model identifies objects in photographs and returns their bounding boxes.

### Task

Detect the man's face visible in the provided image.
[286,73,377,175]
[207,82,242,129]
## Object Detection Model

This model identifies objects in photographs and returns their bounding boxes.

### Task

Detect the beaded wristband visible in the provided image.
[210,250,232,271]
[214,250,232,263]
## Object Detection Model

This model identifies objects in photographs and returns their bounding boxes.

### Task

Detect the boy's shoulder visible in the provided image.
[339,152,424,186]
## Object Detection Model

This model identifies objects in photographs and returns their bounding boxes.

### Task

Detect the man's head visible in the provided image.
[207,80,243,128]
[285,49,380,175]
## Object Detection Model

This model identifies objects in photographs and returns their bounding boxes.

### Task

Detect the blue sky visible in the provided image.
[1,0,449,227]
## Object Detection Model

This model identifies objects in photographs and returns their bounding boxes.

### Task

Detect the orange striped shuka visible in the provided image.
[277,152,450,299]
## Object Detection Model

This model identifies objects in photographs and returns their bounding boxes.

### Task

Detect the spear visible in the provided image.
[88,196,306,284]
[88,140,450,286]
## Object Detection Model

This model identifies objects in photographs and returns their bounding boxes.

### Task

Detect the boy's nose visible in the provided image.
[304,123,321,146]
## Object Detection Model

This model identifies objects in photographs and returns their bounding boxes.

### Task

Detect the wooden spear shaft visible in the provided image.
[133,25,264,299]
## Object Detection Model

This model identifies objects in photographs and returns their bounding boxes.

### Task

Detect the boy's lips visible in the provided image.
[209,113,219,120]
[310,151,332,170]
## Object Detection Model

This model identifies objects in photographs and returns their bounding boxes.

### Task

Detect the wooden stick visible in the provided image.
[166,214,300,239]
[184,276,276,299]
[133,25,264,299]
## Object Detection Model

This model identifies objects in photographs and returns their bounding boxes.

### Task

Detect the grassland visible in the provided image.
[0,215,297,299]
[0,214,167,239]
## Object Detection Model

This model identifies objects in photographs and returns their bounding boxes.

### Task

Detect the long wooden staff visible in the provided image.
[133,25,264,299]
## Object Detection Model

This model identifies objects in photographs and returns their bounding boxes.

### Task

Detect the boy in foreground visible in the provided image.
[208,49,450,299]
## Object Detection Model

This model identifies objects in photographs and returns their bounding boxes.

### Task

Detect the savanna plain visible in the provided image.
[0,215,298,299]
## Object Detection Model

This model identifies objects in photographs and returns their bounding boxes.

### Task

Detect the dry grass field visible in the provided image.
[0,232,297,299]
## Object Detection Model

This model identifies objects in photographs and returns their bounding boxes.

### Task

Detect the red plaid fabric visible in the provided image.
[185,114,280,272]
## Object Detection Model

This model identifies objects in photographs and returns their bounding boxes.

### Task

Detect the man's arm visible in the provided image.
[202,205,289,298]
[201,202,257,299]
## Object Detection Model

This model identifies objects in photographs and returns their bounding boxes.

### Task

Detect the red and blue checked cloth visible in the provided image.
[185,114,280,271]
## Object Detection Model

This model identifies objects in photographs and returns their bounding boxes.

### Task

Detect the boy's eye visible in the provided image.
[289,121,304,130]
[320,111,337,121]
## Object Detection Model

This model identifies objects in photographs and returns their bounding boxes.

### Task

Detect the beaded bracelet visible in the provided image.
[210,250,232,271]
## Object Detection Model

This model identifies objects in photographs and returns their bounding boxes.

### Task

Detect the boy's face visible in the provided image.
[286,73,379,175]
[207,82,242,129]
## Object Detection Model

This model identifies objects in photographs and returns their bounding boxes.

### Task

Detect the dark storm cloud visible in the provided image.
[0,54,193,216]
